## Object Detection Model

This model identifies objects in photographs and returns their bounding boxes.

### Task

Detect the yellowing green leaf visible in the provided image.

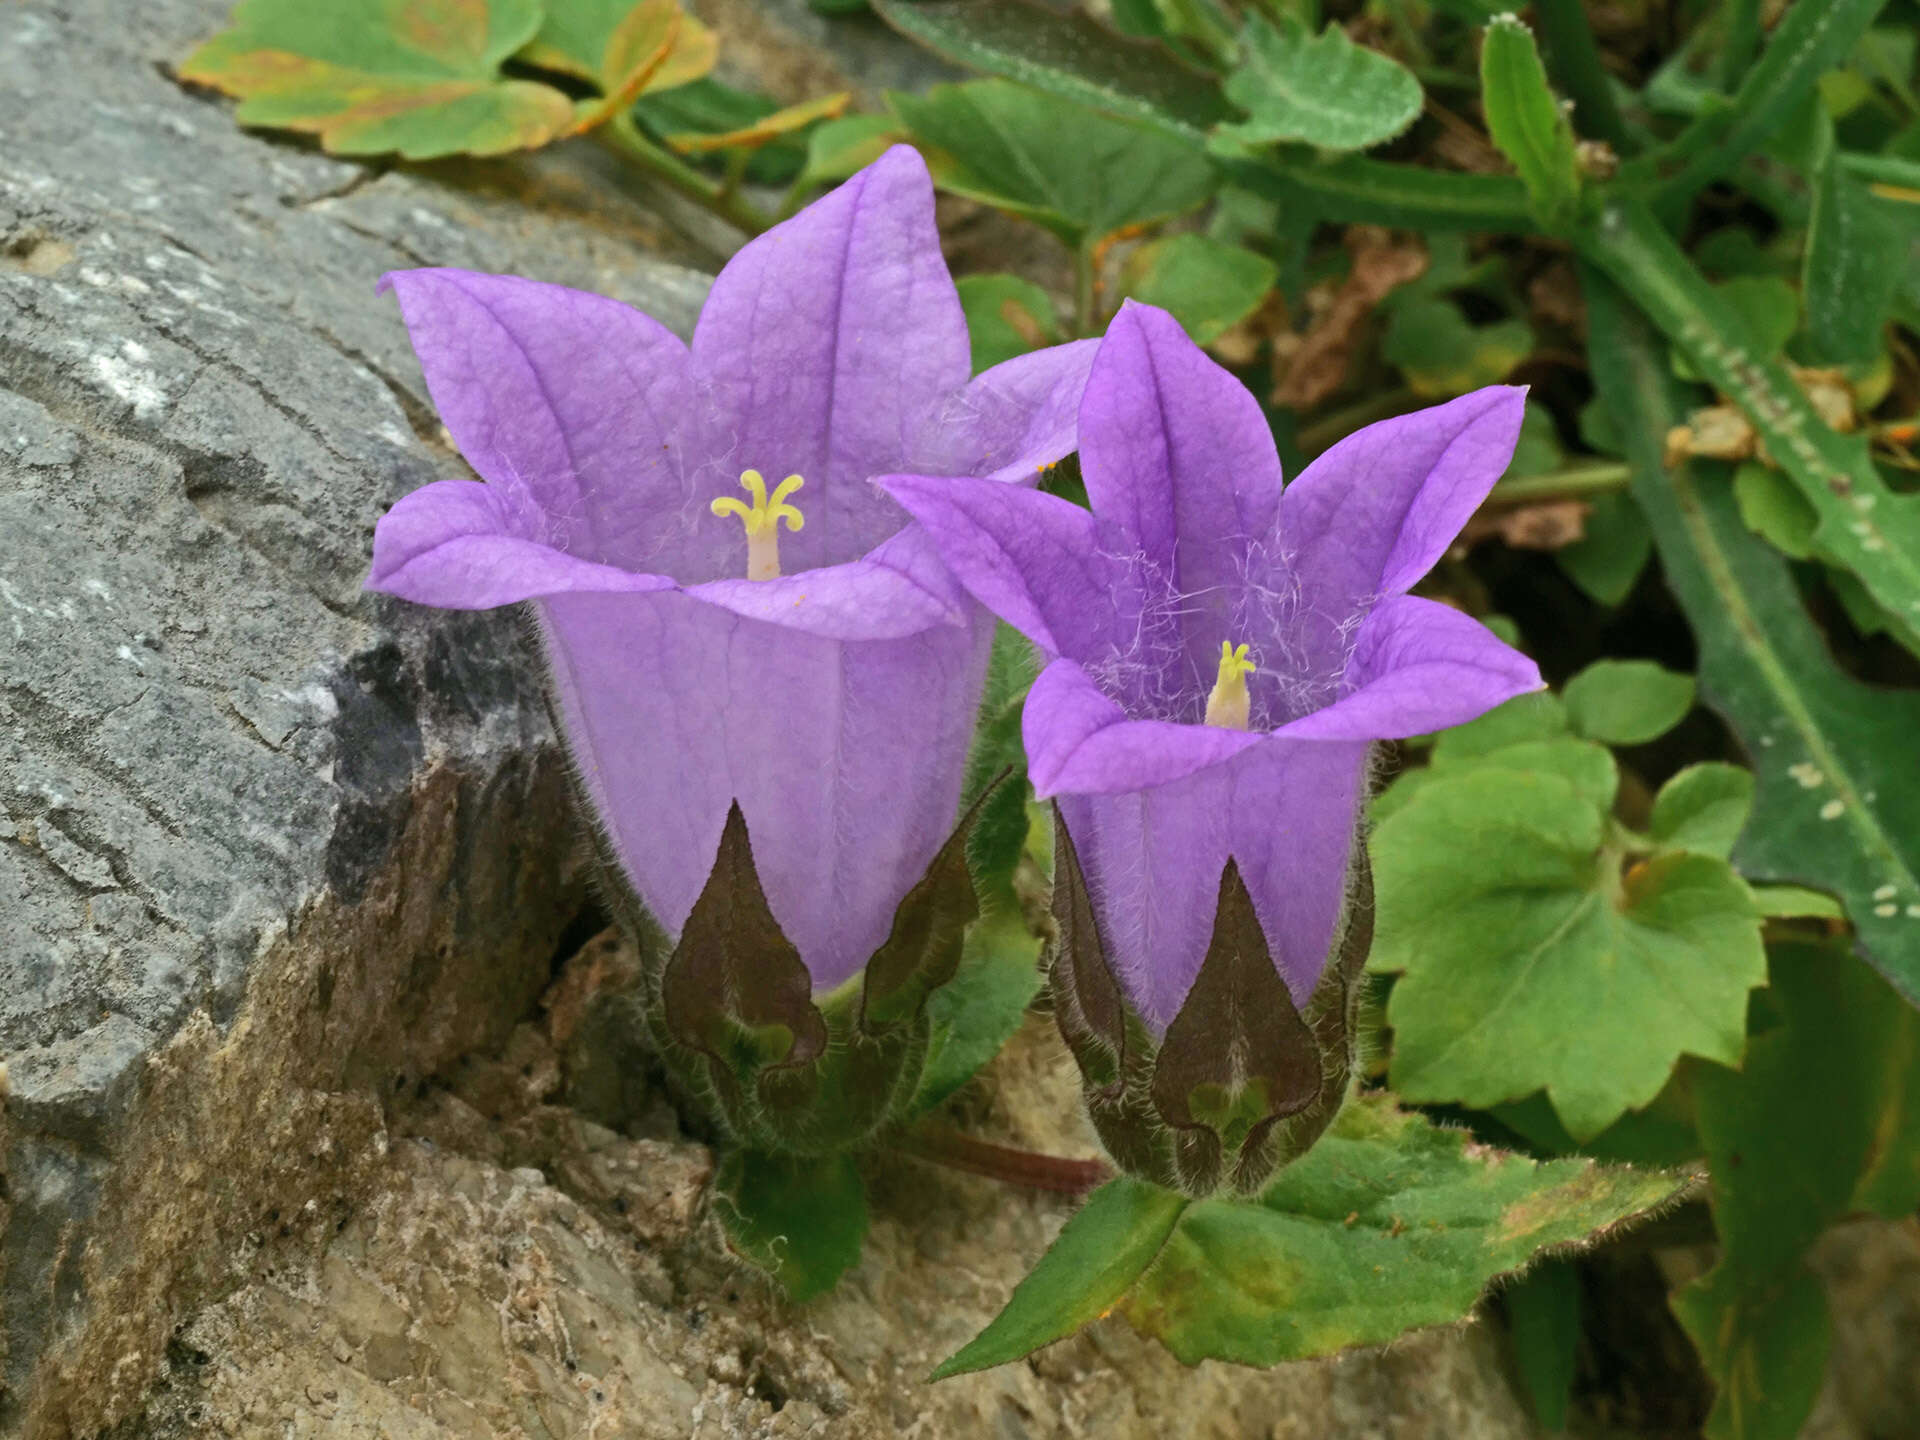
[938,1096,1686,1377]
[181,0,576,159]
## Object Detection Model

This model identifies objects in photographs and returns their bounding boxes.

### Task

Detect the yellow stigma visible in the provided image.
[711,469,805,581]
[1205,641,1255,731]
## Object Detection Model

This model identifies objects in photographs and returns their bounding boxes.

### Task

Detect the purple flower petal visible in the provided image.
[1277,595,1543,740]
[1280,387,1526,673]
[881,474,1139,660]
[540,591,990,992]
[1077,302,1283,667]
[1060,734,1368,1030]
[919,338,1102,481]
[686,524,969,640]
[367,479,676,608]
[1024,659,1261,797]
[380,269,697,572]
[692,146,972,574]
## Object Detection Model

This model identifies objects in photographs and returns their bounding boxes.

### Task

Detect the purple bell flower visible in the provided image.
[885,302,1542,1192]
[365,146,1096,1004]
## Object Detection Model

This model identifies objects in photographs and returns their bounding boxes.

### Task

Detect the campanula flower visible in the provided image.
[886,302,1541,1191]
[365,146,1096,1000]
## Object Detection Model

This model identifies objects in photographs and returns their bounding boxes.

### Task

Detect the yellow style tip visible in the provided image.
[1205,639,1255,731]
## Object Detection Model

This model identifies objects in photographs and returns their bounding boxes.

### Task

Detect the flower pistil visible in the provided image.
[1204,641,1255,730]
[711,469,805,580]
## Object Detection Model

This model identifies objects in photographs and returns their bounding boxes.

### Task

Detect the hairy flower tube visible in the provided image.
[886,303,1543,1193]
[365,147,1097,1152]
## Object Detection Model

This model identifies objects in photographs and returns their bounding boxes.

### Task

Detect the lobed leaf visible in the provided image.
[1372,767,1766,1140]
[1220,16,1424,154]
[181,0,577,158]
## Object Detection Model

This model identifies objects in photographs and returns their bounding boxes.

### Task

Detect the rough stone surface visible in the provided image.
[0,1,714,1432]
[126,949,1546,1440]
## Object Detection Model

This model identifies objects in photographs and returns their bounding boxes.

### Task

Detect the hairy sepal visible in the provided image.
[1048,805,1372,1197]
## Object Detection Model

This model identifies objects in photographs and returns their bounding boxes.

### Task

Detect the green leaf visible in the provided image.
[1732,461,1817,560]
[1117,1095,1689,1365]
[520,0,716,114]
[887,80,1216,247]
[1640,0,1891,203]
[1222,151,1535,232]
[1671,1262,1833,1440]
[1750,883,1846,920]
[869,0,1231,144]
[1674,941,1920,1439]
[912,907,1045,1115]
[795,114,906,189]
[1583,198,1920,653]
[714,1149,869,1302]
[1372,767,1766,1140]
[933,1176,1188,1378]
[1668,276,1798,382]
[180,0,574,158]
[1585,269,1920,1003]
[1221,16,1424,153]
[1479,14,1581,230]
[1804,151,1913,365]
[956,274,1062,373]
[1382,298,1532,397]
[1558,492,1654,606]
[1503,1260,1581,1431]
[1650,763,1756,861]
[1118,234,1276,343]
[911,621,1047,1115]
[1563,659,1696,745]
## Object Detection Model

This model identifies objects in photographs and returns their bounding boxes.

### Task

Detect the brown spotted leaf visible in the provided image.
[181,0,575,159]
[1114,1093,1692,1367]
[939,1090,1689,1377]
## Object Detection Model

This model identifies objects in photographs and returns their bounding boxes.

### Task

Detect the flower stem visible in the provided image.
[1483,461,1633,508]
[1073,239,1100,337]
[1296,386,1420,455]
[899,1124,1113,1195]
[599,112,774,237]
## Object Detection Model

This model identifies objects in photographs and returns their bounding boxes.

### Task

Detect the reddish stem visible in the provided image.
[900,1126,1113,1196]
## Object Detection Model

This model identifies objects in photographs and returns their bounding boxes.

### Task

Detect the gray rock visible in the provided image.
[0,2,718,1433]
